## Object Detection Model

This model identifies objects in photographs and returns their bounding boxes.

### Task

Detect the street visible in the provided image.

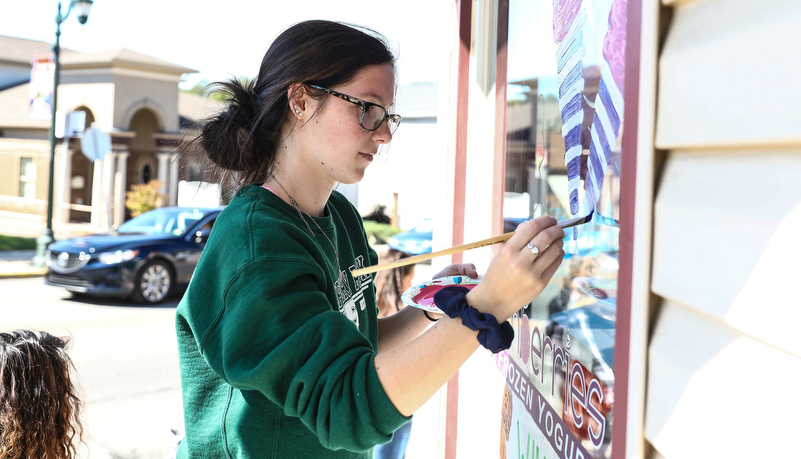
[1,277,184,459]
[0,264,453,459]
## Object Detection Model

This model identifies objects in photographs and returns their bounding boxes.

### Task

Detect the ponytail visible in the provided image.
[181,20,396,194]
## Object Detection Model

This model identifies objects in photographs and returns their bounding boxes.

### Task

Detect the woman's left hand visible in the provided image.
[432,263,479,280]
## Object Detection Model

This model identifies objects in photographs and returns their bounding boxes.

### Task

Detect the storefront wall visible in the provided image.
[440,0,801,458]
[646,0,801,457]
[434,0,657,458]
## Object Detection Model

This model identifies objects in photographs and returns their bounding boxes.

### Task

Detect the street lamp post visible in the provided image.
[33,0,94,267]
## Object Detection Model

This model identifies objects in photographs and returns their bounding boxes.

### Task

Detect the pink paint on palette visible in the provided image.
[401,276,482,312]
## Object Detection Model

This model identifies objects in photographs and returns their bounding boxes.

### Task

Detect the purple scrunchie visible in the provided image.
[433,286,514,353]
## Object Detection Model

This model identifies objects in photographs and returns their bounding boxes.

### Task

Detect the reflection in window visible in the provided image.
[500,0,626,457]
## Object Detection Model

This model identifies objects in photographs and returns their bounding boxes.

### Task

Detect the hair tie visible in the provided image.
[433,287,514,353]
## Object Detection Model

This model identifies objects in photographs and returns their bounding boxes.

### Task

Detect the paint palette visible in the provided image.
[572,277,617,310]
[401,276,482,312]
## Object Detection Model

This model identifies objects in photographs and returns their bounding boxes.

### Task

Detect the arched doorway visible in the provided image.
[126,108,161,219]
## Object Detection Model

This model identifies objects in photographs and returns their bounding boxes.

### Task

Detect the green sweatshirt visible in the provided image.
[176,184,409,458]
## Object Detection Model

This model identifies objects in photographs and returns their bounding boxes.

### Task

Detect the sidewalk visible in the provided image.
[0,250,46,279]
[0,212,100,279]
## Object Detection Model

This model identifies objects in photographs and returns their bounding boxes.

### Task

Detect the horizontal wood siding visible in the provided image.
[645,301,801,457]
[656,0,801,148]
[648,0,801,456]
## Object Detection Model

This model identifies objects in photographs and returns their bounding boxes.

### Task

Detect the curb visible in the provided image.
[0,270,46,279]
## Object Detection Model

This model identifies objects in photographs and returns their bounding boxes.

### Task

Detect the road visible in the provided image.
[0,263,451,459]
[2,277,184,459]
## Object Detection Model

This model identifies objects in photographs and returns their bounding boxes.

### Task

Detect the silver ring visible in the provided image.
[526,243,540,257]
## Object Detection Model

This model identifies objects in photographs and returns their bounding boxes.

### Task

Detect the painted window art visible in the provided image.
[501,0,626,458]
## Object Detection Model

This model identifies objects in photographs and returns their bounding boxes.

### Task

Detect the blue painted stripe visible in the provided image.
[556,32,582,73]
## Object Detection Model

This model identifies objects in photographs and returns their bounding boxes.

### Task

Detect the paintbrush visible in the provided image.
[350,211,594,277]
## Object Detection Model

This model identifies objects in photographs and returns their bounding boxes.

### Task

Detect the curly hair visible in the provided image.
[375,248,415,318]
[0,329,84,459]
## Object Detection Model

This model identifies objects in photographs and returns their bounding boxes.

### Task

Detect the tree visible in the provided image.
[125,180,164,217]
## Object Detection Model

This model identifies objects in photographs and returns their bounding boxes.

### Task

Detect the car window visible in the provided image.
[199,218,215,232]
[414,219,434,233]
[118,209,206,236]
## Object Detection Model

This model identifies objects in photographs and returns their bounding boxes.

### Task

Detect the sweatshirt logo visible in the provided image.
[334,255,372,327]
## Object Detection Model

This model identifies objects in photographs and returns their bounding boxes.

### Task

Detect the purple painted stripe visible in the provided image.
[589,141,606,191]
[567,155,581,180]
[561,92,583,125]
[598,78,621,136]
[585,183,597,210]
[569,189,579,215]
[559,64,583,99]
[593,113,613,163]
[564,124,582,150]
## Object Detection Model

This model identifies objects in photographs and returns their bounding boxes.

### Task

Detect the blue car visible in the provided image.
[388,218,434,255]
[45,206,223,304]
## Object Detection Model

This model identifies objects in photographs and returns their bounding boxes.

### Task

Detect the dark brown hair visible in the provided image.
[184,20,397,192]
[0,329,84,459]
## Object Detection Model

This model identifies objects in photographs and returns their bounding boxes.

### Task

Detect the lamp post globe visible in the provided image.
[33,0,93,268]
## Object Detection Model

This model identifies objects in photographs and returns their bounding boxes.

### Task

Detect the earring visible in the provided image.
[294,105,302,116]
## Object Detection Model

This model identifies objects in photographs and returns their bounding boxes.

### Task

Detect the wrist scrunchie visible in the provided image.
[433,286,514,353]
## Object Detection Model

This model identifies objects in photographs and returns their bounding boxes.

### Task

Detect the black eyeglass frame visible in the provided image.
[306,84,402,133]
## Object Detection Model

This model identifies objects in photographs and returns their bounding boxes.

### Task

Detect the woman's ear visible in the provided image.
[287,83,308,119]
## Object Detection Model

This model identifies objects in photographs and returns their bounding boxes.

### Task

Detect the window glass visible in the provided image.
[19,157,36,198]
[118,208,205,236]
[499,1,627,457]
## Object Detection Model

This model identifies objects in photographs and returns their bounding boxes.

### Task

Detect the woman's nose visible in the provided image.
[371,121,393,144]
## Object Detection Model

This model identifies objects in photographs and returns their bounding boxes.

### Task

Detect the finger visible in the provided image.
[539,247,565,281]
[524,225,565,257]
[507,216,557,251]
[453,263,478,278]
[434,263,477,279]
[463,264,479,278]
[531,239,565,273]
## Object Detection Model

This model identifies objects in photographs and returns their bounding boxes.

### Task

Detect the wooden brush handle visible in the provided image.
[351,213,591,277]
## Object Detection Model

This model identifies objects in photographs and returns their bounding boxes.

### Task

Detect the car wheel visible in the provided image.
[134,259,173,304]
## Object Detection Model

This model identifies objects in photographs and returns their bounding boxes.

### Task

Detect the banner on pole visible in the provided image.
[29,53,55,120]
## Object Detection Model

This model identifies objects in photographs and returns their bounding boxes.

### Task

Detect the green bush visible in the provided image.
[363,221,402,245]
[0,235,37,251]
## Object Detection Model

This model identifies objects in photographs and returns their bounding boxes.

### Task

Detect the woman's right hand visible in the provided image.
[465,216,565,320]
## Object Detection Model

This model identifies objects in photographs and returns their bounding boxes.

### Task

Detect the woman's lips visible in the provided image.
[359,153,374,162]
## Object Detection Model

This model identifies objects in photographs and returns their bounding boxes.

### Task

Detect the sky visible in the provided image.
[2,0,451,89]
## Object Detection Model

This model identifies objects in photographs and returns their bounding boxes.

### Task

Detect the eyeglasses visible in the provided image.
[307,84,402,134]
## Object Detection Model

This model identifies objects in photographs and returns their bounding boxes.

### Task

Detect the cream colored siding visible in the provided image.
[647,0,801,456]
[646,301,800,457]
[652,150,801,357]
[657,0,801,148]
